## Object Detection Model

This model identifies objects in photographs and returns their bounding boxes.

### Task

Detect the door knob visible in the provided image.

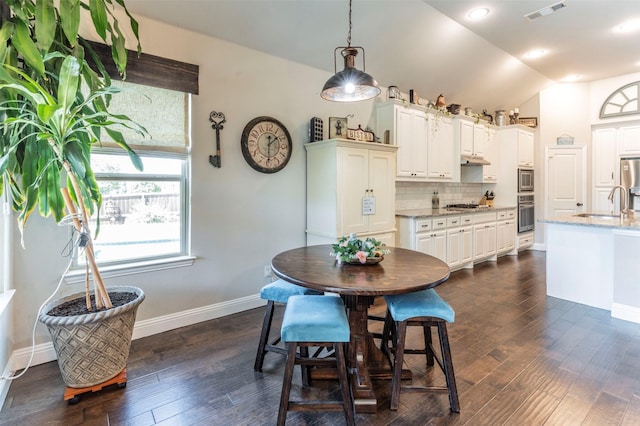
[576,202,583,207]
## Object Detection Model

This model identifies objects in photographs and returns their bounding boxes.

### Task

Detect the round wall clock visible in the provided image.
[241,116,292,173]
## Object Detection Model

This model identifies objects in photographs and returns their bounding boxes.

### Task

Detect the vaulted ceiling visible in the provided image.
[126,0,640,113]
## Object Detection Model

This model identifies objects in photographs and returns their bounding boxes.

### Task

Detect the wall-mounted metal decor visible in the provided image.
[600,81,640,119]
[209,111,226,168]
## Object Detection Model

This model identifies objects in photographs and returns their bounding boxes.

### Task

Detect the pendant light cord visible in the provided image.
[346,0,352,47]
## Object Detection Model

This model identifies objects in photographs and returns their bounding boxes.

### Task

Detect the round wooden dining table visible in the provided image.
[271,244,450,413]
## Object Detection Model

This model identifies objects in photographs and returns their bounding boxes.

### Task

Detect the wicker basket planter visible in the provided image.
[38,286,145,388]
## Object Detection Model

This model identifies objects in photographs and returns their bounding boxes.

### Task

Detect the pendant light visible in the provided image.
[321,0,380,102]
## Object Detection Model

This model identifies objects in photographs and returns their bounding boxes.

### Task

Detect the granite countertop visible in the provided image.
[541,212,640,230]
[396,205,516,218]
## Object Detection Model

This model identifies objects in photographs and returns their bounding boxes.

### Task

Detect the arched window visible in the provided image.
[600,81,640,119]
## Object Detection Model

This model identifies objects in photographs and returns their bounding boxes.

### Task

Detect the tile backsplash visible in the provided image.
[395,182,484,210]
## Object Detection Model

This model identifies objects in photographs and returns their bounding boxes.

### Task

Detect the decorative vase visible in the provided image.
[38,286,145,388]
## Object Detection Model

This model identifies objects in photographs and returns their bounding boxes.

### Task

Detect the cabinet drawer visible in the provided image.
[473,212,497,224]
[432,217,447,230]
[498,210,516,220]
[460,215,473,226]
[415,219,432,233]
[447,216,461,227]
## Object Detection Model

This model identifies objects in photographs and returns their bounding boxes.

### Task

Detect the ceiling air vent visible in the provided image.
[524,1,567,21]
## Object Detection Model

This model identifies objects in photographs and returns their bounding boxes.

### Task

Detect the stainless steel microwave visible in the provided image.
[518,168,534,192]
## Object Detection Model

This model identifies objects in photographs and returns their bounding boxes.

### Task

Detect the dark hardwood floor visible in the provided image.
[2,251,640,425]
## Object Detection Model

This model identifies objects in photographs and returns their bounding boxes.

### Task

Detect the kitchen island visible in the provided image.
[542,213,640,323]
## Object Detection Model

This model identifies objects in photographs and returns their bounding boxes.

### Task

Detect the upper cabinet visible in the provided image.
[517,129,535,168]
[375,101,459,183]
[426,114,457,181]
[619,124,640,155]
[376,102,427,179]
[458,118,487,159]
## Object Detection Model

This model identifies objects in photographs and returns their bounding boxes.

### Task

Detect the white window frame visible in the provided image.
[65,149,194,283]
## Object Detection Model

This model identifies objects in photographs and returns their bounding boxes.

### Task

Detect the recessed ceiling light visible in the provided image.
[467,8,490,21]
[524,49,547,59]
[614,18,640,33]
[562,74,581,82]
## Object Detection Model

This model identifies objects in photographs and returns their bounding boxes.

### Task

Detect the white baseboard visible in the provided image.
[5,293,265,375]
[612,303,640,324]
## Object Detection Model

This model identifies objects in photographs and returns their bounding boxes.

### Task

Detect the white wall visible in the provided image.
[8,16,379,352]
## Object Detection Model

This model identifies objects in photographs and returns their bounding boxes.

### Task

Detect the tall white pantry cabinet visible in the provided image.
[305,139,398,246]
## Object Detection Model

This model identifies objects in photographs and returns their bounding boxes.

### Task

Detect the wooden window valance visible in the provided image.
[87,41,199,95]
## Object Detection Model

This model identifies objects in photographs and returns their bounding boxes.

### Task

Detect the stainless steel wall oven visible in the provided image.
[518,168,534,192]
[518,194,535,233]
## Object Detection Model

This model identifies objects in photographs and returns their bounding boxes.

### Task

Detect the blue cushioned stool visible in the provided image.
[277,295,354,426]
[254,279,322,373]
[381,288,459,412]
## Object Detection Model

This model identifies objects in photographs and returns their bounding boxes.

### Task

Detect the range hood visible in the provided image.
[461,155,491,166]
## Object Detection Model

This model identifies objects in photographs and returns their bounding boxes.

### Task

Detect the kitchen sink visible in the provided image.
[573,213,620,220]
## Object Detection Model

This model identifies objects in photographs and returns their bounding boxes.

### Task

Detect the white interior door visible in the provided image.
[545,146,587,217]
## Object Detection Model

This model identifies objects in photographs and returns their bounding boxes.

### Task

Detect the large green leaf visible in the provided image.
[0,21,15,65]
[64,139,88,179]
[12,19,45,76]
[35,0,56,52]
[59,0,80,46]
[57,56,80,114]
[88,0,108,41]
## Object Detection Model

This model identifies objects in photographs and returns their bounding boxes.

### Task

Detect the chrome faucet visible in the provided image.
[608,185,629,217]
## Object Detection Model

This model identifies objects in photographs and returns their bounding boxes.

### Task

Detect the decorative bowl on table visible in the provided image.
[332,234,390,265]
[345,255,384,265]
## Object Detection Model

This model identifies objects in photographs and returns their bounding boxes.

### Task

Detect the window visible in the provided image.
[73,80,191,270]
[79,151,188,266]
[600,81,640,119]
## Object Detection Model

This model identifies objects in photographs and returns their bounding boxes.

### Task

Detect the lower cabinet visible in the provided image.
[472,212,497,261]
[496,210,516,254]
[447,226,473,269]
[473,223,497,259]
[416,229,447,261]
[396,209,516,271]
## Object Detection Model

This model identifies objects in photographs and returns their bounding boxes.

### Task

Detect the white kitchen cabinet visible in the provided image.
[496,209,516,254]
[472,212,497,260]
[417,229,447,261]
[396,216,447,263]
[593,128,617,187]
[458,118,487,159]
[517,129,535,168]
[483,128,498,182]
[592,127,617,212]
[619,124,640,155]
[305,139,397,245]
[446,215,473,269]
[461,127,499,184]
[376,101,428,180]
[426,114,457,181]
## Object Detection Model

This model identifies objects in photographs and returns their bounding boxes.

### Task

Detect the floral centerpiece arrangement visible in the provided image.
[332,234,390,264]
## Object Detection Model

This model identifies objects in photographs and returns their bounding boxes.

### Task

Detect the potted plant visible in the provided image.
[0,0,147,389]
